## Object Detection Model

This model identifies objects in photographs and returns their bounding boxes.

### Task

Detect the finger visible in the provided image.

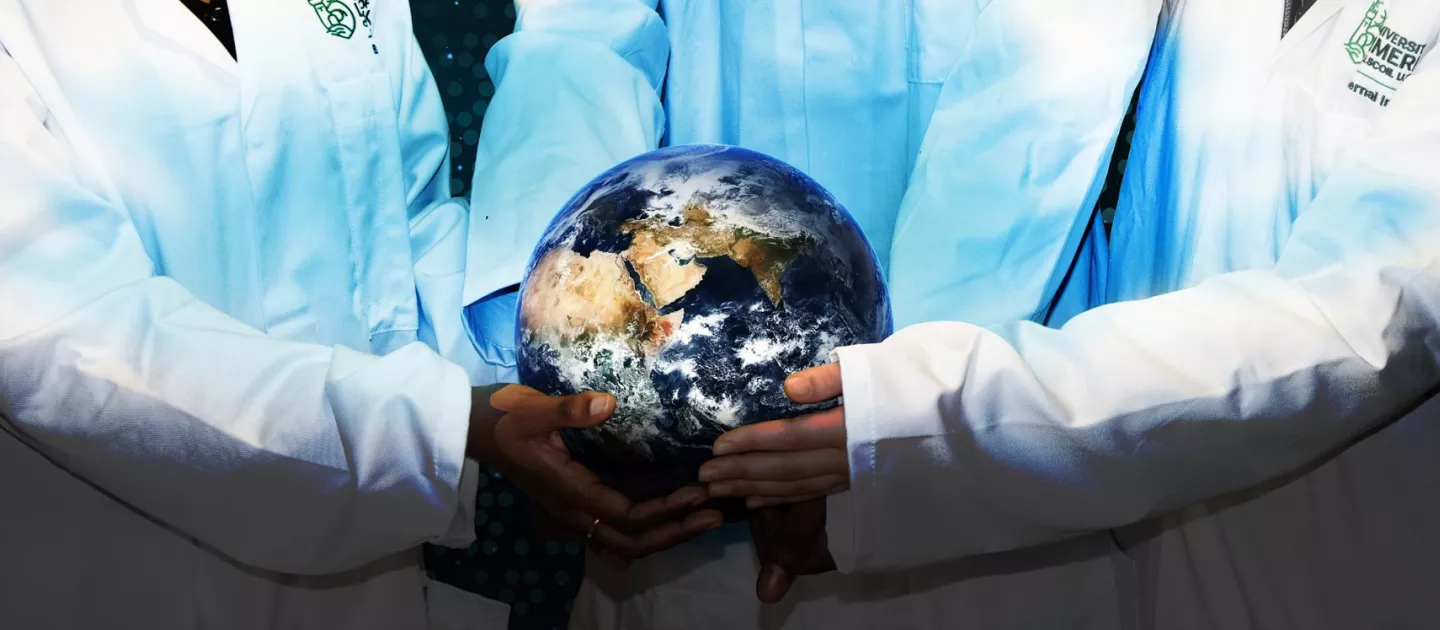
[501,446,640,526]
[748,505,783,565]
[602,485,710,536]
[707,474,848,499]
[767,499,829,573]
[543,505,639,568]
[488,384,541,411]
[746,491,834,510]
[783,363,843,404]
[699,448,848,483]
[521,450,698,532]
[491,420,573,477]
[547,492,723,559]
[767,515,817,572]
[593,508,725,561]
[625,485,710,522]
[501,427,577,475]
[662,485,712,511]
[537,460,638,524]
[544,469,705,539]
[757,563,795,604]
[711,408,845,456]
[492,392,617,475]
[504,390,616,434]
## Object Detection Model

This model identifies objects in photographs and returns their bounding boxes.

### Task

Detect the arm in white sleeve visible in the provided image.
[386,22,486,548]
[887,0,1160,329]
[460,0,669,364]
[0,49,473,575]
[828,52,1440,575]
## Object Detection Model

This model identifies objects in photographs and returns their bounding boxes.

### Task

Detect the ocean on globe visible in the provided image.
[515,144,891,503]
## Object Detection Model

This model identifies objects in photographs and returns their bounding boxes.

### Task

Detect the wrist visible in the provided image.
[465,384,508,464]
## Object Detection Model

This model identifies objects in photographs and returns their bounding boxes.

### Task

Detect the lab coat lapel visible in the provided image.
[1269,0,1346,64]
[130,0,238,75]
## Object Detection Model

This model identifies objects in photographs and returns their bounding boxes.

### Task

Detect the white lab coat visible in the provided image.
[0,1,508,628]
[829,1,1440,629]
[465,1,1161,628]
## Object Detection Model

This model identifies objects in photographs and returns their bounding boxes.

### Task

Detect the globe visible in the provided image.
[515,144,892,504]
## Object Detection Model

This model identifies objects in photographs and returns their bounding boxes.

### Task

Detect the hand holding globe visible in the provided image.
[463,383,724,564]
[514,145,891,517]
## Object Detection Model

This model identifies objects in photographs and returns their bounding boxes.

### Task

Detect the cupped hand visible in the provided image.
[700,363,850,508]
[472,384,723,564]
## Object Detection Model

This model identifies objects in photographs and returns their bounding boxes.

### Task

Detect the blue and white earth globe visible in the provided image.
[516,145,891,502]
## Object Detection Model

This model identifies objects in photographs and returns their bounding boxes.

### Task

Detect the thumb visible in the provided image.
[756,563,793,604]
[558,391,616,430]
[489,384,540,412]
[784,363,842,404]
[495,390,616,436]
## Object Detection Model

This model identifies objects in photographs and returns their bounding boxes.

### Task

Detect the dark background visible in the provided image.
[409,2,1137,628]
[412,6,586,630]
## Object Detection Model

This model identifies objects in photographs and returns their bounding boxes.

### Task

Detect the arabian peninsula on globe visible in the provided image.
[516,145,891,502]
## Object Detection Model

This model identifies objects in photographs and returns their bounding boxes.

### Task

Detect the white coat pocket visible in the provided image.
[425,579,511,630]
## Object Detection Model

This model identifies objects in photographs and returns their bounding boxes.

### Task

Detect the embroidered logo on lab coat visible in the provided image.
[1344,0,1428,104]
[1345,0,1389,63]
[307,0,357,39]
[306,0,380,55]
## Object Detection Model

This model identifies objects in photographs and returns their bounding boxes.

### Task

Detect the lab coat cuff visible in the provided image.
[433,459,481,548]
[825,343,882,574]
[427,367,477,548]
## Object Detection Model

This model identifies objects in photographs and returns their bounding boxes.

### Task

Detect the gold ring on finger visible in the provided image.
[585,517,602,541]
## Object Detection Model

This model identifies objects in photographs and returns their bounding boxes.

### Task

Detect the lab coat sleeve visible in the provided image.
[459,0,669,368]
[827,54,1440,575]
[392,24,485,549]
[0,50,473,575]
[886,0,1160,329]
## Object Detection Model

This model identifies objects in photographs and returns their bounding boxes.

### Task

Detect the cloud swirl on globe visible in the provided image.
[516,145,892,502]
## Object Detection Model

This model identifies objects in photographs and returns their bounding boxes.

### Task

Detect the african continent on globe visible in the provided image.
[517,145,891,502]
